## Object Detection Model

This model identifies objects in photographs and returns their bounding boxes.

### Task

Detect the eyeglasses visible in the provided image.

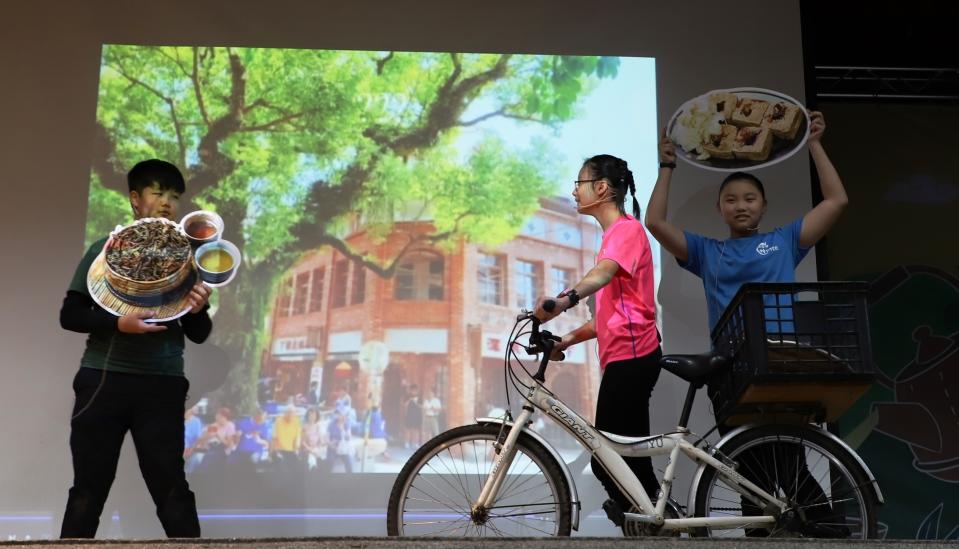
[573,178,604,189]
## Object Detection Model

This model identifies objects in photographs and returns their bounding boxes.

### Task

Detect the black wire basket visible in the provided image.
[709,282,876,425]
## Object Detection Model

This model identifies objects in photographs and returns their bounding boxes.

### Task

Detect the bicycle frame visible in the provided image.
[475,382,786,532]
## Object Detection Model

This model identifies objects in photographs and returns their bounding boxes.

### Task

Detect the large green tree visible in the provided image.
[90,46,618,411]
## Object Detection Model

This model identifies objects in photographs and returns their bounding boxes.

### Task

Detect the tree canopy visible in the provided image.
[89,45,619,410]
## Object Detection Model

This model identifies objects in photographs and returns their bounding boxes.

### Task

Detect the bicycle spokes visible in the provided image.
[699,434,871,538]
[392,426,570,536]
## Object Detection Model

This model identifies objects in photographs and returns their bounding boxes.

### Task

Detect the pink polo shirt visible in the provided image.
[594,215,659,367]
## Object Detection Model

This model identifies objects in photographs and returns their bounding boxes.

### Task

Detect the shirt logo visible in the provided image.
[756,241,780,256]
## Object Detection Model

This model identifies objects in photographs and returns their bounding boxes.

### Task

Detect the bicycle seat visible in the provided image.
[660,352,730,384]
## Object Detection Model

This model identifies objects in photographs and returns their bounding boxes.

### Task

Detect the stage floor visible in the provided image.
[4,537,958,549]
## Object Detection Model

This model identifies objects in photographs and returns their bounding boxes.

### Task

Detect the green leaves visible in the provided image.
[95,46,611,253]
[85,173,131,248]
[355,136,560,252]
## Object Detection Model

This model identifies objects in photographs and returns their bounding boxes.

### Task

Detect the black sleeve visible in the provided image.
[180,305,213,344]
[60,290,118,334]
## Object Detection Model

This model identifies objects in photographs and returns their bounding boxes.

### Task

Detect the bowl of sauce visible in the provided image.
[180,210,224,249]
[195,239,241,286]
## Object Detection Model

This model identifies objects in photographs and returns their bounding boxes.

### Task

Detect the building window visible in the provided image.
[292,271,311,316]
[351,263,366,305]
[306,326,324,350]
[427,258,444,300]
[395,253,445,301]
[332,259,349,308]
[550,266,575,297]
[478,253,504,306]
[520,216,547,239]
[276,277,293,317]
[515,260,542,309]
[308,267,325,313]
[553,222,583,248]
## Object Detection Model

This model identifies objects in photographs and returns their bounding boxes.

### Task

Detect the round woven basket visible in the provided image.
[103,219,193,306]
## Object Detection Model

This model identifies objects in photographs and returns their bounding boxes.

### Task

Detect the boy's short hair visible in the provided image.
[127,159,186,195]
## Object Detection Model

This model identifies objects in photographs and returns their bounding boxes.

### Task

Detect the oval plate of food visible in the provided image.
[667,87,810,172]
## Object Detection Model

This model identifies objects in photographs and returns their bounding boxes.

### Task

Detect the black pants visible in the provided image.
[591,348,662,510]
[61,368,200,539]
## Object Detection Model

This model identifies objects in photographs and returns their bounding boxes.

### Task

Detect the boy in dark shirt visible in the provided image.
[59,159,213,538]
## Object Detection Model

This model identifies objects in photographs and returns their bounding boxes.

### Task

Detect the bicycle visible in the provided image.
[386,299,883,538]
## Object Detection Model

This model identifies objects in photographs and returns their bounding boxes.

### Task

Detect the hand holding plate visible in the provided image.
[808,111,825,143]
[660,126,677,164]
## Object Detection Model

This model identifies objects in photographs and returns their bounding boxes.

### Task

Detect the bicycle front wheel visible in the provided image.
[693,424,879,538]
[386,423,573,537]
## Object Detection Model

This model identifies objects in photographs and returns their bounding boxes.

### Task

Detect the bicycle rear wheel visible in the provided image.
[693,424,879,538]
[386,423,572,537]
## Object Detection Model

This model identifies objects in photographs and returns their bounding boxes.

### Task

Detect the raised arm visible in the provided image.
[644,127,689,262]
[800,111,848,248]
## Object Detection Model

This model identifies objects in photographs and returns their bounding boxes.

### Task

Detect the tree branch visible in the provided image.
[375,51,394,75]
[155,47,192,80]
[313,232,416,278]
[365,54,513,158]
[295,163,374,239]
[458,105,553,128]
[91,121,127,195]
[191,47,211,127]
[241,98,270,114]
[239,107,322,133]
[458,108,507,127]
[187,50,247,199]
[423,212,471,243]
[108,53,188,169]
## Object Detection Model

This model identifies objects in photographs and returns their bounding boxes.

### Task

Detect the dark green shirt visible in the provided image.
[63,237,212,376]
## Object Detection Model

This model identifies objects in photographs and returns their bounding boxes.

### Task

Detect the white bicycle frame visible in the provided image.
[474,382,786,532]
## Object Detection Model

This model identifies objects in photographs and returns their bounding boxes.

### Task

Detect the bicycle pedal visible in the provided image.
[602,499,625,527]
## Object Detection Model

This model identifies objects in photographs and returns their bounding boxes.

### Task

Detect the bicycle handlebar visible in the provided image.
[516,301,564,383]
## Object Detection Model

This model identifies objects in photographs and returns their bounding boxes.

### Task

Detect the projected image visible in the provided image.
[87,45,657,485]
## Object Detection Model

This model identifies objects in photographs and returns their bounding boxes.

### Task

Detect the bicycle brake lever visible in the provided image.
[539,329,562,343]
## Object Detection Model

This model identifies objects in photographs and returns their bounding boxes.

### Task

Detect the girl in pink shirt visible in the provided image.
[535,154,662,520]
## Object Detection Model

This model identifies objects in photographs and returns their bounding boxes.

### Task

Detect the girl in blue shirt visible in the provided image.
[646,112,850,536]
[646,111,847,334]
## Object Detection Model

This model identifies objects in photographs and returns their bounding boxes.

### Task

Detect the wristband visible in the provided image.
[659,162,676,169]
[559,288,581,309]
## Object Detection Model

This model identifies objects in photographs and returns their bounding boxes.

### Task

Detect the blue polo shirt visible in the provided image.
[678,219,810,334]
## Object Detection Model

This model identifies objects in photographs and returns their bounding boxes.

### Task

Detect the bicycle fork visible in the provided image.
[473,406,535,518]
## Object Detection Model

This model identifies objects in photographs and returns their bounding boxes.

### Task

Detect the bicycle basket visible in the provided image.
[709,282,875,425]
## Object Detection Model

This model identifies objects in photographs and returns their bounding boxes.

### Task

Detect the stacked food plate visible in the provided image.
[87,212,241,321]
[667,87,811,172]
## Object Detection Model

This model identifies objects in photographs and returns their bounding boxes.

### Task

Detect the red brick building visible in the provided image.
[262,197,603,434]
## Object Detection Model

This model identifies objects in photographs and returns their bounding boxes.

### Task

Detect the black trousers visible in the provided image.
[61,368,200,539]
[591,348,662,510]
